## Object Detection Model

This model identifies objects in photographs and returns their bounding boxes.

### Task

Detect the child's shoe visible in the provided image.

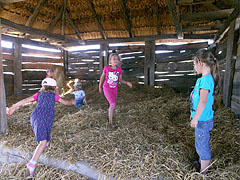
[27,160,37,177]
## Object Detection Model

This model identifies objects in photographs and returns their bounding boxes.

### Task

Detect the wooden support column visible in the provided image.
[144,41,155,86]
[99,43,109,76]
[0,19,8,134]
[63,50,68,77]
[13,40,23,96]
[223,20,237,107]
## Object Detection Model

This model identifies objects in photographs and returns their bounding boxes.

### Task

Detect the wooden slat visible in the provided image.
[22,71,46,80]
[155,42,208,50]
[231,100,240,115]
[2,54,13,60]
[2,47,13,54]
[22,63,61,70]
[0,0,25,4]
[3,66,13,72]
[156,61,193,72]
[22,56,63,63]
[22,47,61,58]
[156,50,196,63]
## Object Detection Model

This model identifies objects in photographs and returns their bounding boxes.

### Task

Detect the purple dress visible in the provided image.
[30,92,58,142]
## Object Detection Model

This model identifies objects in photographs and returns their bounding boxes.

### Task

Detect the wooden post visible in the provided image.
[223,20,237,107]
[0,19,8,134]
[63,50,68,78]
[144,40,156,86]
[13,40,23,96]
[99,43,109,76]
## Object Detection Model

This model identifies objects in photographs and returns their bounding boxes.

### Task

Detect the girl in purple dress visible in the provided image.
[7,78,75,177]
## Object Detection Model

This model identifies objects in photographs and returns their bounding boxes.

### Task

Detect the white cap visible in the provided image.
[41,78,57,87]
[74,82,82,89]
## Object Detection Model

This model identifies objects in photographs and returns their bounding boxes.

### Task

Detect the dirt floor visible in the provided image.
[1,79,240,180]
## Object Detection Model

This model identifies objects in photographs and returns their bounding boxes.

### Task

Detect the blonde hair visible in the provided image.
[194,49,221,94]
[39,85,56,93]
[109,53,120,64]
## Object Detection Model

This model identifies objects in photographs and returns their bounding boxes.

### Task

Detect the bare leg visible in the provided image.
[108,107,114,125]
[200,160,210,174]
[31,140,47,162]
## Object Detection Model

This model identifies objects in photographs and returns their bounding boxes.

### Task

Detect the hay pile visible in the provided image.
[0,163,89,180]
[1,79,240,180]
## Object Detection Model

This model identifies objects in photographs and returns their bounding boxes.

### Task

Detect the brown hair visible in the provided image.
[109,53,120,64]
[194,49,221,94]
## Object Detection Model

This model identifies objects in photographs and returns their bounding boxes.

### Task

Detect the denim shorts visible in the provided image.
[75,97,84,108]
[195,118,214,160]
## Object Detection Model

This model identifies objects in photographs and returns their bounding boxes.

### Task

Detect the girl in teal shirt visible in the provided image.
[190,49,220,174]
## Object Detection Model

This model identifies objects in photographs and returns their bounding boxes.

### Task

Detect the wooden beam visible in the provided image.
[181,9,234,22]
[144,41,155,86]
[0,0,25,4]
[119,0,133,38]
[13,40,23,96]
[223,20,237,107]
[66,10,82,40]
[1,17,83,44]
[183,24,221,32]
[177,0,215,5]
[47,5,64,32]
[214,7,240,42]
[85,34,214,45]
[87,0,106,39]
[166,0,183,39]
[0,19,8,134]
[153,0,161,35]
[25,0,47,27]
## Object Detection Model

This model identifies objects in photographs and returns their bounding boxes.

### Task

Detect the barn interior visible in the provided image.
[0,0,239,179]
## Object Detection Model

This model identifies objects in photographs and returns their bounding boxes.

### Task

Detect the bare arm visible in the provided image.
[99,72,106,93]
[7,96,35,115]
[58,98,75,106]
[191,89,209,128]
[119,75,132,88]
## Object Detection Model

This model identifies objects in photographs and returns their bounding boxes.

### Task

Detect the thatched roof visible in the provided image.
[0,0,239,47]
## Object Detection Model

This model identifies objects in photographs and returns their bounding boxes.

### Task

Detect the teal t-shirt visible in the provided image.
[190,74,214,121]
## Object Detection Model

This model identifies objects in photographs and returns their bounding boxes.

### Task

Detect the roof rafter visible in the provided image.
[166,0,183,39]
[119,0,133,38]
[47,5,64,32]
[66,10,82,40]
[0,0,25,5]
[61,0,67,36]
[87,0,106,39]
[0,17,84,44]
[25,0,47,27]
[153,0,161,35]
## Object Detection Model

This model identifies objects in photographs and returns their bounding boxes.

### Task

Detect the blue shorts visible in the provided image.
[195,118,214,160]
[75,97,84,108]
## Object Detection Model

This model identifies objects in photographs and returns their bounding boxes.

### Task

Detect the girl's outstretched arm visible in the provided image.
[58,98,76,106]
[119,75,132,88]
[99,72,105,93]
[191,88,208,128]
[7,96,35,115]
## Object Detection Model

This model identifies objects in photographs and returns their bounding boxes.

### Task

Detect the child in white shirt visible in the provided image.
[71,82,87,108]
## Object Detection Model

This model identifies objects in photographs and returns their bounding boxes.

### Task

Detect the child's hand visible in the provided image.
[190,118,198,128]
[83,99,87,105]
[7,106,15,115]
[127,82,132,88]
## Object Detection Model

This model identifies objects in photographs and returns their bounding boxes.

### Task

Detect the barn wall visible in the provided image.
[215,20,240,116]
[2,42,63,95]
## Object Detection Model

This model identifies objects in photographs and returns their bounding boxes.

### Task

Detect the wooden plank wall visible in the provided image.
[2,47,14,95]
[215,20,240,116]
[2,43,63,95]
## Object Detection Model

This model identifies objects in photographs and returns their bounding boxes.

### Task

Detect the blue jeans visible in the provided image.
[75,97,84,108]
[195,118,214,160]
